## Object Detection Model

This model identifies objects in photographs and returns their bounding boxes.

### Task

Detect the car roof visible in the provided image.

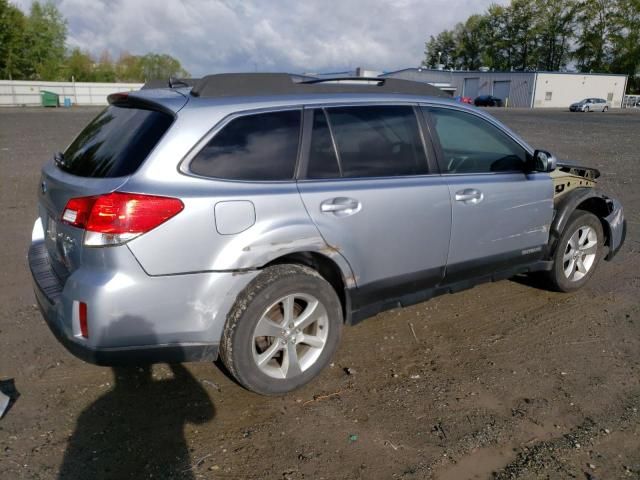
[127,88,461,114]
[122,74,533,154]
[127,72,455,113]
[189,73,449,99]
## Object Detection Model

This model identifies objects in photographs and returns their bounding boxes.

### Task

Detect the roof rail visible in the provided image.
[190,72,447,98]
[302,76,385,84]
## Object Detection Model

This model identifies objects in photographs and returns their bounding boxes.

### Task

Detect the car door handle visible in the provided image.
[320,197,361,216]
[455,189,484,204]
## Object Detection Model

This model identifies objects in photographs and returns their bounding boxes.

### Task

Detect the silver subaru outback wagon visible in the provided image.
[29,74,626,395]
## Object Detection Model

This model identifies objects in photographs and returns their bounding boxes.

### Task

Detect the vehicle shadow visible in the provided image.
[57,318,215,480]
[510,272,554,291]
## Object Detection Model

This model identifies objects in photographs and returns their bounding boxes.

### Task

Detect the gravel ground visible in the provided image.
[0,106,639,480]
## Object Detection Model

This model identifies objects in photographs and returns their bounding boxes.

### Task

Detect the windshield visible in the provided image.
[60,105,173,178]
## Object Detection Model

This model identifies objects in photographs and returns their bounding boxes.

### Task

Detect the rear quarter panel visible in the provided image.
[124,179,348,275]
[122,106,354,282]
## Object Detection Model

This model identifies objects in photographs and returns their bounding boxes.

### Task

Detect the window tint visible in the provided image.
[190,110,301,180]
[325,105,427,178]
[61,106,173,177]
[307,109,341,179]
[425,107,527,173]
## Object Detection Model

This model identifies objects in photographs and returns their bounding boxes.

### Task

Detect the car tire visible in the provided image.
[603,106,608,112]
[584,106,590,112]
[546,210,604,292]
[220,264,343,395]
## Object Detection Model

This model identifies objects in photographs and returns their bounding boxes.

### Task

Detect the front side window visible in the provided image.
[318,105,427,178]
[425,107,527,174]
[190,110,301,180]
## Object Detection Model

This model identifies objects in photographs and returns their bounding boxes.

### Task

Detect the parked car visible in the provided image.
[569,98,609,112]
[454,95,473,104]
[29,74,626,395]
[474,95,503,107]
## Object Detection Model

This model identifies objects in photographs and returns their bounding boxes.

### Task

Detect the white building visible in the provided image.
[0,80,143,106]
[380,68,628,108]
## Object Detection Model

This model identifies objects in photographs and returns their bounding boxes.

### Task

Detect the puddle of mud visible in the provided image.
[436,446,516,480]
[435,419,561,480]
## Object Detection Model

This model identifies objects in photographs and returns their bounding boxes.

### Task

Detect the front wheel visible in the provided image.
[546,210,604,292]
[584,106,590,112]
[220,264,343,395]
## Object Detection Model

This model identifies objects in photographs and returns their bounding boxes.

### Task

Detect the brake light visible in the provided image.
[107,92,129,104]
[61,192,184,246]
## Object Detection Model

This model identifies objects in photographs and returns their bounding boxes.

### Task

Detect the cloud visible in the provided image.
[13,0,501,76]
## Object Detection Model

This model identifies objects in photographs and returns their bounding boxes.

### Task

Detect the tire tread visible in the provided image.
[219,264,339,395]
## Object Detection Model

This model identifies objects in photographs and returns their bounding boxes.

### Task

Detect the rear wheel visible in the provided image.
[603,106,608,112]
[546,210,603,292]
[220,264,343,395]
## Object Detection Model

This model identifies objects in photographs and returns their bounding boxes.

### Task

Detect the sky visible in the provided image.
[14,0,502,76]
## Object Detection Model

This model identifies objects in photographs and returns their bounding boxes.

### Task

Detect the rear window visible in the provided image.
[189,110,301,181]
[60,106,173,177]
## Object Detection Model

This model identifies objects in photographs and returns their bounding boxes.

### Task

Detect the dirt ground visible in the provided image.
[0,107,638,480]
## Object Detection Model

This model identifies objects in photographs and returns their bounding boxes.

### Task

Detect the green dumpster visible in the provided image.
[40,90,59,107]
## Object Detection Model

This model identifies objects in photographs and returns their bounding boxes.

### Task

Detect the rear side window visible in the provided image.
[190,110,301,181]
[425,107,527,173]
[61,106,173,177]
[323,105,427,178]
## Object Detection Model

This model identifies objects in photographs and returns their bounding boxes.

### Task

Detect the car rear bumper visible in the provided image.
[28,218,257,366]
[29,241,223,365]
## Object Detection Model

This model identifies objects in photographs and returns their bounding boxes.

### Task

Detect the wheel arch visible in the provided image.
[549,188,614,258]
[263,251,354,322]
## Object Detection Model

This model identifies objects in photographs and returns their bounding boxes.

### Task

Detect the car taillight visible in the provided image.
[61,192,184,246]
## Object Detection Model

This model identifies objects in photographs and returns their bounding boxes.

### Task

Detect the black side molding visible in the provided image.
[345,252,550,326]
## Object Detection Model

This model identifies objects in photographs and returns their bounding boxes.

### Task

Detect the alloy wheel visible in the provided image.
[563,225,598,281]
[251,293,329,379]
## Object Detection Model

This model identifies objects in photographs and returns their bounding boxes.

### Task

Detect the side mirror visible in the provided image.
[531,149,557,172]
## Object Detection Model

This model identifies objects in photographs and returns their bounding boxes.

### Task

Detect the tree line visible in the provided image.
[423,0,639,92]
[0,0,189,82]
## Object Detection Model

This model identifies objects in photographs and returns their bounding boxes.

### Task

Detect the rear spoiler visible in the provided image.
[107,92,164,111]
[106,90,187,116]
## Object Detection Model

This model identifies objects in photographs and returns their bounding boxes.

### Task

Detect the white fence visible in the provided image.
[0,80,144,106]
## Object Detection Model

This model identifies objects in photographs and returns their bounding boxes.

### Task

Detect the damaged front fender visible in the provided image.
[549,185,625,261]
[551,162,599,199]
